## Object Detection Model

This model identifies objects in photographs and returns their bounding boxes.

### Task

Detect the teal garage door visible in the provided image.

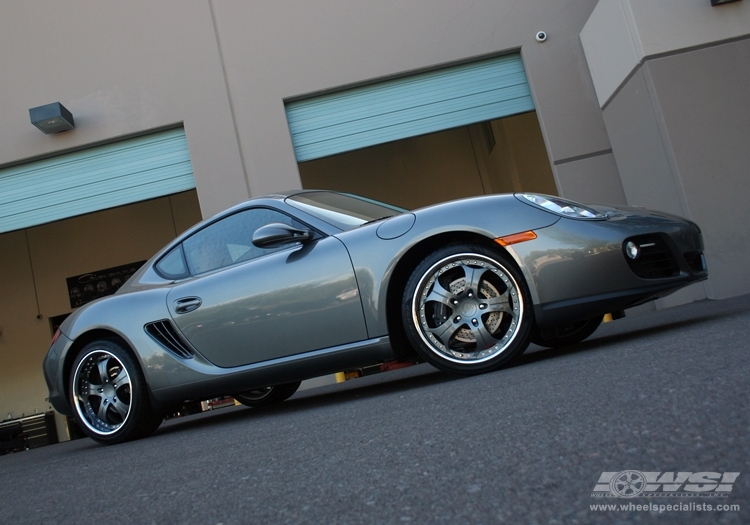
[286,54,535,162]
[0,128,195,234]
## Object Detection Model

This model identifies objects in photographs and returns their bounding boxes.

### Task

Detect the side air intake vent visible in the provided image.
[145,320,194,359]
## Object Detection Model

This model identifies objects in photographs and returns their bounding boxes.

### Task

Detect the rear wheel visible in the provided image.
[402,244,532,375]
[234,381,301,408]
[531,317,603,348]
[70,339,162,444]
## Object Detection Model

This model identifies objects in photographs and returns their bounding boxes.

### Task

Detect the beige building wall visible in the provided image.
[581,0,750,107]
[0,1,247,218]
[0,192,201,437]
[1,1,623,211]
[581,0,750,300]
[209,0,623,205]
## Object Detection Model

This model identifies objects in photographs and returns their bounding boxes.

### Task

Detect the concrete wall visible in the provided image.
[209,0,621,205]
[1,1,622,209]
[581,0,750,107]
[644,40,750,300]
[582,0,750,300]
[0,1,624,216]
[0,1,247,218]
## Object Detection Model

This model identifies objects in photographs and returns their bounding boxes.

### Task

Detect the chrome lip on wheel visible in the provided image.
[411,253,524,364]
[73,350,132,435]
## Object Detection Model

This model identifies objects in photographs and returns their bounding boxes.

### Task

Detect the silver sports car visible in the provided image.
[43,191,707,444]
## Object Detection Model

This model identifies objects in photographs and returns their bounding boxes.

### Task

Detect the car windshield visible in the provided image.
[286,191,406,231]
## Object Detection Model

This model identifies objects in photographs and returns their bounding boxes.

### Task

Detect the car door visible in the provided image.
[166,207,368,368]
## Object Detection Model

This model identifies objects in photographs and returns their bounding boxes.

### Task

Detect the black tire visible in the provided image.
[402,243,532,375]
[70,339,162,445]
[530,316,603,348]
[234,381,301,408]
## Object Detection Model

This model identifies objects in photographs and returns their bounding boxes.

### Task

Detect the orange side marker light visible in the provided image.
[494,231,537,247]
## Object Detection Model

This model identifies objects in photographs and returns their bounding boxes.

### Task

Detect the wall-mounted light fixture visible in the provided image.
[29,102,75,134]
[711,0,741,6]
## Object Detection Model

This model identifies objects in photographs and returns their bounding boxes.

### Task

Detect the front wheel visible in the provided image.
[234,381,301,408]
[402,244,532,375]
[70,339,162,445]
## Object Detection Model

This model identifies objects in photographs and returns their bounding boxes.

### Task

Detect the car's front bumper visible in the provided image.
[508,208,707,327]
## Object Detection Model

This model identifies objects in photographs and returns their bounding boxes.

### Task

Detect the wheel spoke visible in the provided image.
[84,380,103,392]
[484,292,514,315]
[78,392,95,405]
[112,368,130,388]
[96,357,110,383]
[424,279,457,308]
[461,264,484,295]
[111,398,130,420]
[469,322,497,350]
[426,318,459,345]
[96,399,110,423]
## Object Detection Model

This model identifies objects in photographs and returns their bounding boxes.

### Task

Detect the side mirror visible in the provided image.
[252,223,313,248]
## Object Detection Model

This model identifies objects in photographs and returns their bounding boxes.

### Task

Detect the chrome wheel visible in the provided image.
[403,245,531,374]
[73,349,132,434]
[70,339,162,444]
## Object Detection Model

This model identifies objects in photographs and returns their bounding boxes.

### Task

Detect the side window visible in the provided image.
[155,244,189,280]
[182,208,304,275]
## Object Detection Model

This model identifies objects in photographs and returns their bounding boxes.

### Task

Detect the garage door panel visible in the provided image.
[0,128,195,234]
[292,86,533,150]
[2,165,194,220]
[287,54,534,162]
[287,66,529,130]
[294,97,535,161]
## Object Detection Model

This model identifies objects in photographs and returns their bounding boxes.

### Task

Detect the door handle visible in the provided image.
[174,296,202,314]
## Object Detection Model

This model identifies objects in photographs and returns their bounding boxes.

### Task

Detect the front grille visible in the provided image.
[683,251,705,273]
[625,235,680,279]
[145,320,194,359]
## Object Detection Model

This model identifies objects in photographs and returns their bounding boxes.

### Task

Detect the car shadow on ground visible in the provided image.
[512,310,726,369]
[155,309,727,438]
[155,364,456,436]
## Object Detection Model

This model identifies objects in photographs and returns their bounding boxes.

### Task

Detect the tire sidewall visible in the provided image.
[402,243,532,375]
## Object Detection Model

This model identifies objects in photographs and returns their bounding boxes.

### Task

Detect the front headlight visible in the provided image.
[517,193,606,220]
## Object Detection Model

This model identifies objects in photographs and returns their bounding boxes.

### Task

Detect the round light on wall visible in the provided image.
[625,241,640,260]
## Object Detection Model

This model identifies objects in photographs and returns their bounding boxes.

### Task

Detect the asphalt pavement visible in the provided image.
[1,293,749,525]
